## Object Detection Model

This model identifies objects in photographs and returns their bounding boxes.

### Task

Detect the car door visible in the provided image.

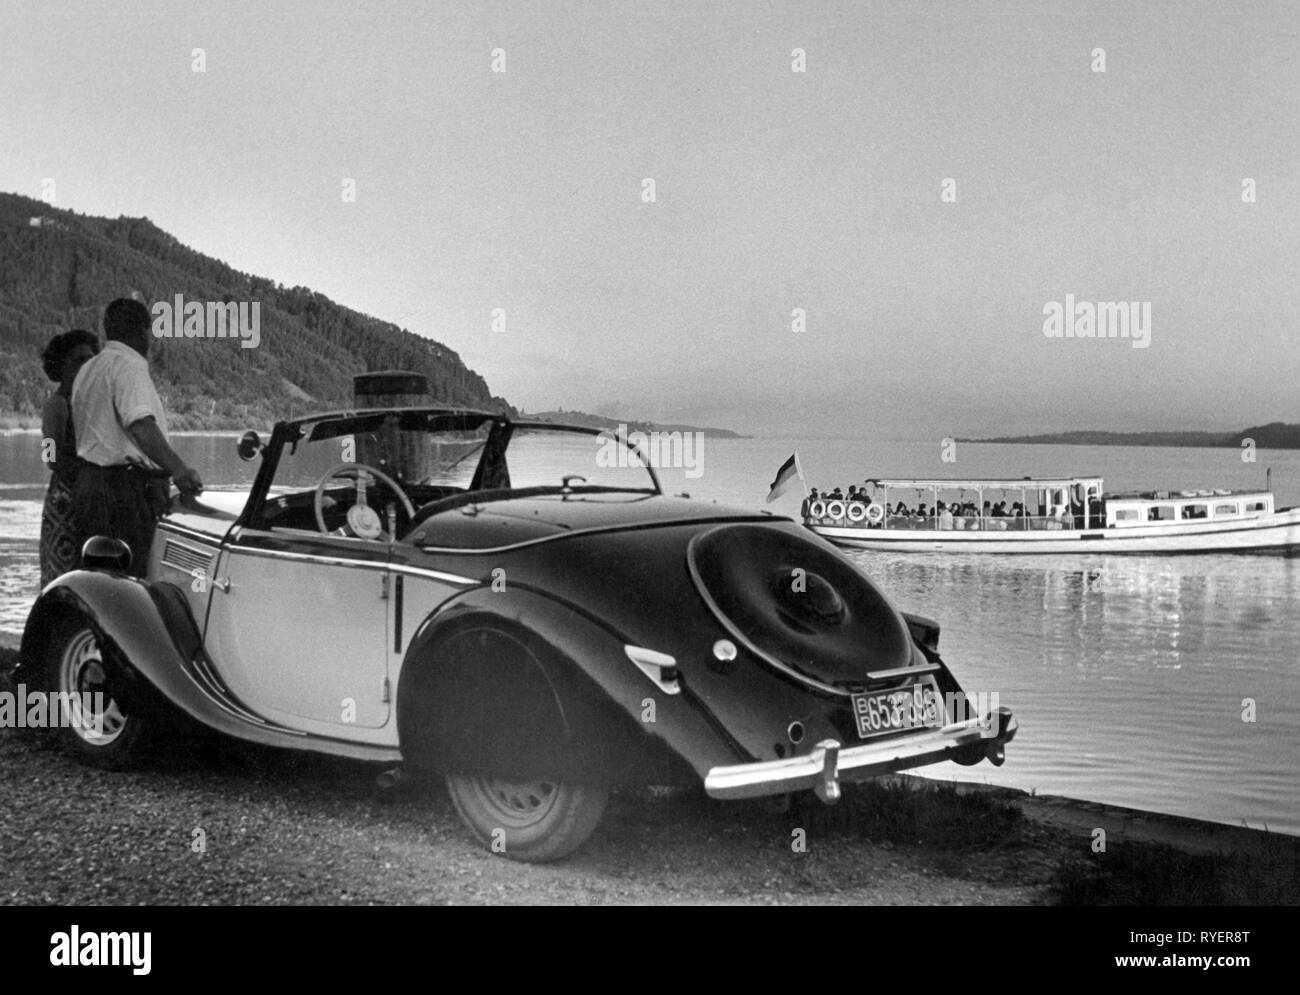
[202,526,392,735]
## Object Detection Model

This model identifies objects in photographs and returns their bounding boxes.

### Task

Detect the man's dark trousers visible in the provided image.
[73,464,171,578]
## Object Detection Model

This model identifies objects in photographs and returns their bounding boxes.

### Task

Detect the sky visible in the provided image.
[2,0,1297,438]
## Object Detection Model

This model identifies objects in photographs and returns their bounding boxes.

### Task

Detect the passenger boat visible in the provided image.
[803,476,1300,554]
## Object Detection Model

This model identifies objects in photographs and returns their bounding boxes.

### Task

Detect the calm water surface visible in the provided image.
[2,431,1296,833]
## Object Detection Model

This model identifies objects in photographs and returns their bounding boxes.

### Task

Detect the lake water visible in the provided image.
[2,430,1297,834]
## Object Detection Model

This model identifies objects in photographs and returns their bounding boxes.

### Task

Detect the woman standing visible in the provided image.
[39,329,100,588]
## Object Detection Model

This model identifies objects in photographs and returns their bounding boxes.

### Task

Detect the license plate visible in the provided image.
[851,680,942,739]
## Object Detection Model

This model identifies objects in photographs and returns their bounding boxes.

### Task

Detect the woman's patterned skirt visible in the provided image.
[39,473,79,589]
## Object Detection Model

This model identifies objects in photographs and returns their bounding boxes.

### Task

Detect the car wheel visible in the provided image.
[45,616,149,768]
[445,771,608,862]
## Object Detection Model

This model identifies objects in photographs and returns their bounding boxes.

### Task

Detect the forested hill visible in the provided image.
[0,192,511,428]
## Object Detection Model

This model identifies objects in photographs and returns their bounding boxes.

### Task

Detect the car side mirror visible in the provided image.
[237,430,263,461]
[81,536,132,572]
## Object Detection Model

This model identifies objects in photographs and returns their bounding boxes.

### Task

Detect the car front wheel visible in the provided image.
[445,772,608,862]
[44,616,149,768]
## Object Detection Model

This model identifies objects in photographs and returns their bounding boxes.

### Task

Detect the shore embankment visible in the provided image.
[2,644,1296,905]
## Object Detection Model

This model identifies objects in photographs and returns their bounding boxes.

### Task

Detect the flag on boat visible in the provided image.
[766,452,804,503]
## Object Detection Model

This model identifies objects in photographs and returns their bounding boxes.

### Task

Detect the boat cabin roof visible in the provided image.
[1106,489,1270,502]
[864,477,1103,491]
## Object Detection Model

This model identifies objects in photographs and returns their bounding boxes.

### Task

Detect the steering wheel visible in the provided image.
[314,463,416,540]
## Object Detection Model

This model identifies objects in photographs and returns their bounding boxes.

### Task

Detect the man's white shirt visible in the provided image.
[70,340,168,469]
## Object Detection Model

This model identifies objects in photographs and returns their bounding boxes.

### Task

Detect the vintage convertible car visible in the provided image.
[18,408,1016,861]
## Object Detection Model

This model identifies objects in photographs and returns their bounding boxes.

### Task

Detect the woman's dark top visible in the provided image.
[42,392,83,485]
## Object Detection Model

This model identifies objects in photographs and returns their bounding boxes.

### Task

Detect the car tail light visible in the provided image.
[624,645,681,695]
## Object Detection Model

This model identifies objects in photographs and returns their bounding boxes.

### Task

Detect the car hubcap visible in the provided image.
[477,776,559,828]
[58,629,126,746]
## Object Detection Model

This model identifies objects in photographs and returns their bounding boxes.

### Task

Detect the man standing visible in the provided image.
[938,501,954,531]
[71,298,203,576]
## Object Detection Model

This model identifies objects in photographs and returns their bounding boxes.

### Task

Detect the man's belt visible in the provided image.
[83,462,173,480]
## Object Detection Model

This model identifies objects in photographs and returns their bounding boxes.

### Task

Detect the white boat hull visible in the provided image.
[809,508,1300,554]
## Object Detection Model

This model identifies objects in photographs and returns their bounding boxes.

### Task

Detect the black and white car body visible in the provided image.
[19,408,1016,860]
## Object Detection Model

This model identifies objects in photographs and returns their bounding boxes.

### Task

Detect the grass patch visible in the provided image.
[1052,838,1300,905]
[0,646,19,694]
[796,777,1028,850]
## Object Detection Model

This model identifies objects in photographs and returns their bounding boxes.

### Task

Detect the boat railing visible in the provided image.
[877,514,1076,532]
[801,506,1087,531]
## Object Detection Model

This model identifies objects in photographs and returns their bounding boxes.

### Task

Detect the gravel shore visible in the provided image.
[3,648,1296,905]
[1,725,1053,905]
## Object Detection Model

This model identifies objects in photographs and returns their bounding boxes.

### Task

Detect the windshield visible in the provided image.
[250,412,658,540]
[502,425,658,492]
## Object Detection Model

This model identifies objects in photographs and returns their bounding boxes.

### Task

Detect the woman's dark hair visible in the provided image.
[41,329,100,382]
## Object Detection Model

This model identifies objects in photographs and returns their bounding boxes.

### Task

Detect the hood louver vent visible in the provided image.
[161,539,214,577]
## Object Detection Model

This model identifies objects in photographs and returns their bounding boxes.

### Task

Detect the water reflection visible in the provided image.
[844,550,1300,832]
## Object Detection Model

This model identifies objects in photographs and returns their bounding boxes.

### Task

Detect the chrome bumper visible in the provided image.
[704,708,1018,803]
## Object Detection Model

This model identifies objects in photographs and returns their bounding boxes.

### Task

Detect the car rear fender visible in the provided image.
[397,586,743,786]
[900,611,941,660]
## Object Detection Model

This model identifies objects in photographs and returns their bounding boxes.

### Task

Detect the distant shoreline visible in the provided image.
[525,410,749,438]
[961,422,1300,449]
[2,409,750,438]
[0,414,261,434]
[0,426,253,438]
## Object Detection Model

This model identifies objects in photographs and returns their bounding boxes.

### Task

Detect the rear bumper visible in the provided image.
[704,707,1018,802]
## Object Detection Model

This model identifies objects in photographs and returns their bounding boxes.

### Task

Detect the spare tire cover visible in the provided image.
[688,524,913,686]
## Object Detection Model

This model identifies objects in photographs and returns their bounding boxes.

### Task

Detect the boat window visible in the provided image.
[1214,504,1238,516]
[1147,505,1175,522]
[1114,508,1140,521]
[1180,504,1208,520]
[1245,500,1268,513]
